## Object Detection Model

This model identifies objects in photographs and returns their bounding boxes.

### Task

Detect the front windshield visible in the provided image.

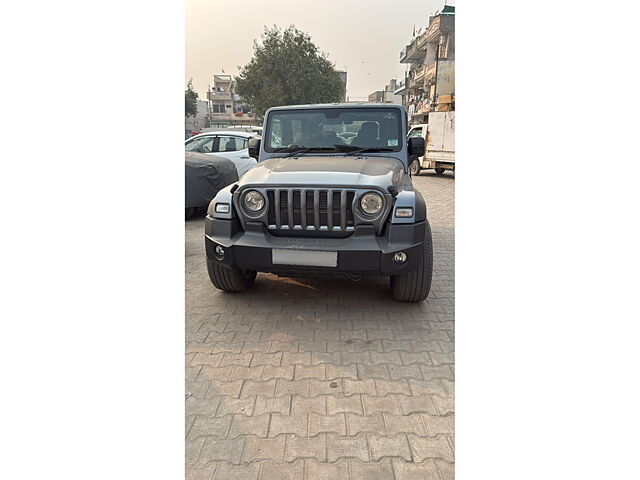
[265,107,402,154]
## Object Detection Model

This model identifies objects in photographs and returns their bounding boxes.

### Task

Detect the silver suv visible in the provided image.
[204,103,433,302]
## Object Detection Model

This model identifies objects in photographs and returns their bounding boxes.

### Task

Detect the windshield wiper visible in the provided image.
[273,147,339,158]
[342,147,394,156]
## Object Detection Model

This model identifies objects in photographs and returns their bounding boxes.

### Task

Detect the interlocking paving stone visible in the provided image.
[205,378,244,396]
[304,458,349,479]
[375,379,412,396]
[186,397,221,417]
[269,413,308,437]
[186,172,455,479]
[397,394,439,416]
[368,434,412,461]
[285,434,327,461]
[254,395,291,416]
[241,436,286,463]
[212,462,260,480]
[215,397,255,417]
[422,413,455,436]
[346,413,386,436]
[186,465,216,480]
[326,394,363,415]
[228,414,270,438]
[258,459,304,480]
[392,458,441,480]
[188,415,232,440]
[275,379,310,396]
[343,378,378,396]
[383,413,427,436]
[326,433,370,462]
[308,413,347,436]
[262,365,295,381]
[199,437,245,465]
[326,363,358,380]
[291,395,326,415]
[349,458,395,480]
[408,434,455,463]
[240,380,276,397]
[362,395,401,415]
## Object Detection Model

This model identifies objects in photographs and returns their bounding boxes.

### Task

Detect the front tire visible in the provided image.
[435,167,445,175]
[390,220,433,302]
[409,159,421,176]
[207,259,257,292]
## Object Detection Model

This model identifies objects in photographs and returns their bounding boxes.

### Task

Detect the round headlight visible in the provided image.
[243,190,265,212]
[360,192,383,215]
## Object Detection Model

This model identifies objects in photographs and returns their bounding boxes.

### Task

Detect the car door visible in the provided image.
[213,135,256,177]
[184,135,215,153]
[408,126,425,162]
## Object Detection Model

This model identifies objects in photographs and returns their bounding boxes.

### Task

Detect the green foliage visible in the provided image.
[235,25,345,118]
[185,79,198,118]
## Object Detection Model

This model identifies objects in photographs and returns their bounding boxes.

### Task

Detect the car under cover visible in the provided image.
[185,152,239,209]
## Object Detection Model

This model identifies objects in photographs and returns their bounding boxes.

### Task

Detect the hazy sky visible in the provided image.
[186,0,450,100]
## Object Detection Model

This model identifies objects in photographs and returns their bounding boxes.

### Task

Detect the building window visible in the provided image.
[439,34,449,59]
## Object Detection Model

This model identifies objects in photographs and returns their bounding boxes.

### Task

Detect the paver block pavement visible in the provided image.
[186,172,455,478]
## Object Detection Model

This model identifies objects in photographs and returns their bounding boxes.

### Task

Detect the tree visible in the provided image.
[235,26,345,118]
[185,79,198,118]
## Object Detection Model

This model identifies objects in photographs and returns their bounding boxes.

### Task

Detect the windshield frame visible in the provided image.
[263,107,404,154]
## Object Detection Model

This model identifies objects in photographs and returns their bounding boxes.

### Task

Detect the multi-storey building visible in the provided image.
[398,4,455,124]
[368,79,402,104]
[206,74,256,127]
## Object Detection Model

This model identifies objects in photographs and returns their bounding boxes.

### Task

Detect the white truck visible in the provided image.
[408,110,455,176]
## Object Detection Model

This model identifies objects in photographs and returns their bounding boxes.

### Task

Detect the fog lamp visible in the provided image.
[393,251,407,264]
[215,245,225,259]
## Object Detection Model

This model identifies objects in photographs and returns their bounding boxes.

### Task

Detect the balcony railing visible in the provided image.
[208,91,232,100]
[425,64,437,81]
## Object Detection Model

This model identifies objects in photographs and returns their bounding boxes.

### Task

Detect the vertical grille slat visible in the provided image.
[274,189,281,228]
[327,191,333,229]
[287,190,294,229]
[313,190,320,229]
[300,190,307,229]
[265,187,357,235]
[340,190,347,231]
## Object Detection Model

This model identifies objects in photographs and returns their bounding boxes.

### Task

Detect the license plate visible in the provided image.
[272,249,337,267]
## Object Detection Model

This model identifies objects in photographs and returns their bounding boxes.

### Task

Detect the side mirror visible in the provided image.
[248,138,261,159]
[408,136,425,157]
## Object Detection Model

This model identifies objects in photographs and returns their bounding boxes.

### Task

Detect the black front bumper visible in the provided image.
[205,217,425,276]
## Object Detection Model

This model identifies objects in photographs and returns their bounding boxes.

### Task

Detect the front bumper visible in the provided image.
[205,217,425,276]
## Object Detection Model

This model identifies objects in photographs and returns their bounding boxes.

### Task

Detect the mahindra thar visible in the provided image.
[204,103,432,302]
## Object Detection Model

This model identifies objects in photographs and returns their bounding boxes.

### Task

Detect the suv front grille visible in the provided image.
[266,188,356,234]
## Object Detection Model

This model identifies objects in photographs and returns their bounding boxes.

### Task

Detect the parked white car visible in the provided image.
[184,131,259,177]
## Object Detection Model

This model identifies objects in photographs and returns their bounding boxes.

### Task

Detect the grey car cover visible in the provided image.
[185,152,239,208]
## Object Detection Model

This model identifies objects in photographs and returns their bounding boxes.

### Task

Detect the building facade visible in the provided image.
[368,79,402,104]
[206,74,257,127]
[336,70,347,102]
[185,99,209,135]
[397,5,455,124]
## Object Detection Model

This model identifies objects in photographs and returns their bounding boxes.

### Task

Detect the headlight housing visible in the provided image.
[243,190,265,212]
[360,192,383,215]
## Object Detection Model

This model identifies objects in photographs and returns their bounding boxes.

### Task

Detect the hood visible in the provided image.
[238,155,405,190]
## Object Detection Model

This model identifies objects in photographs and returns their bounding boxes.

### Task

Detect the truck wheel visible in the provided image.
[185,207,195,220]
[390,220,433,302]
[435,168,445,175]
[409,159,421,176]
[207,259,257,292]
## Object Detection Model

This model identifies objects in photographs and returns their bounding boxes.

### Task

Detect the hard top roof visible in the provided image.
[267,102,404,111]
